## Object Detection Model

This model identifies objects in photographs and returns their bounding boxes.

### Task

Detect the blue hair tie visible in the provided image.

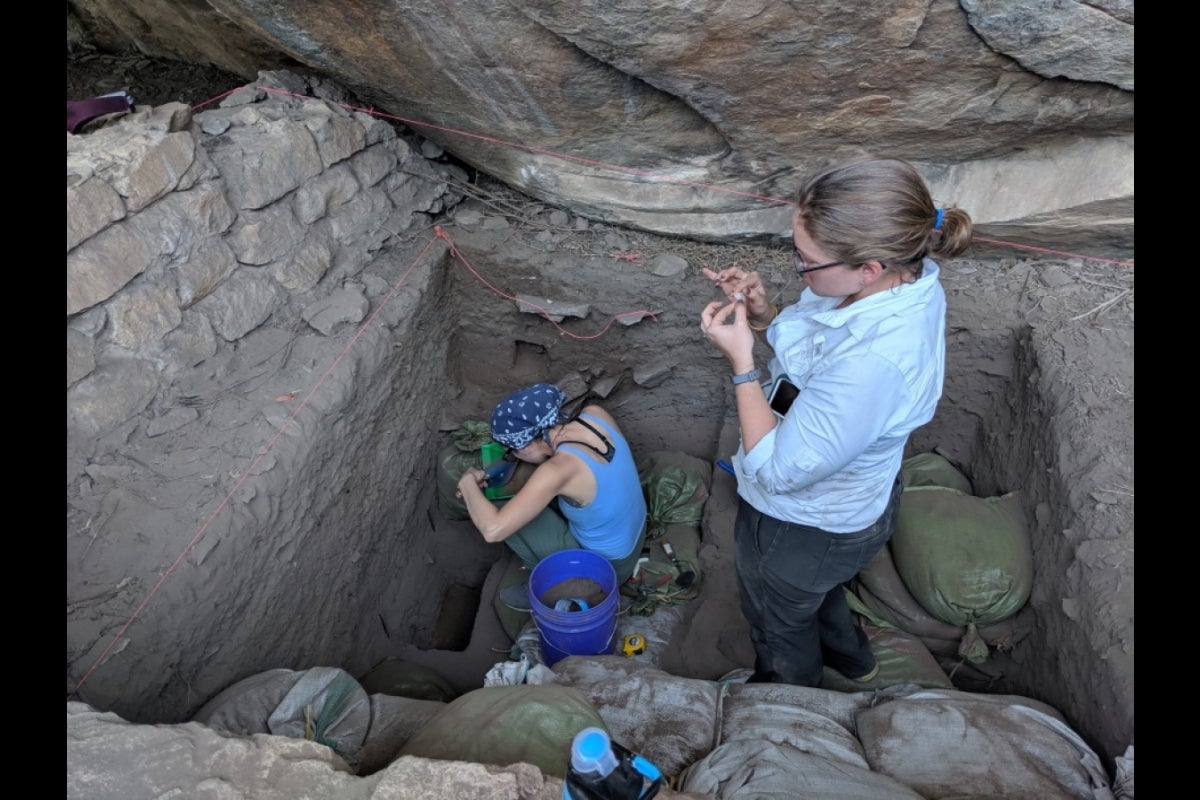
[933,208,945,231]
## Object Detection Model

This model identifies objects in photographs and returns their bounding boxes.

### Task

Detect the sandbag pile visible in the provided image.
[179,655,1121,798]
[552,657,1117,800]
[190,665,448,775]
[848,452,1035,672]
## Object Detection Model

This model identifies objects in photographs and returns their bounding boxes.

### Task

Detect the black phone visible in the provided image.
[767,376,800,417]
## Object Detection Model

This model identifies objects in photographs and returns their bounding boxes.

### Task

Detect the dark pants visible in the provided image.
[734,475,902,686]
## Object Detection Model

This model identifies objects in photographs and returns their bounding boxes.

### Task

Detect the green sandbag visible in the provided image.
[436,420,495,520]
[820,619,954,692]
[901,452,974,494]
[357,658,459,703]
[622,523,703,616]
[849,580,990,663]
[437,445,477,520]
[399,684,606,777]
[890,487,1032,628]
[851,544,1001,663]
[637,451,712,540]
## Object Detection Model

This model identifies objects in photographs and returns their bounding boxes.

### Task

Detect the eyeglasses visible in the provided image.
[792,246,845,275]
[792,247,889,275]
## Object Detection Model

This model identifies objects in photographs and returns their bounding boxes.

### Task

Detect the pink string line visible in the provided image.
[435,226,659,337]
[190,87,242,111]
[972,236,1133,269]
[255,86,791,206]
[189,85,1133,270]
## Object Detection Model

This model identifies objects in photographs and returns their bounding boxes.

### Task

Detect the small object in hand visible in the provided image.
[733,291,745,302]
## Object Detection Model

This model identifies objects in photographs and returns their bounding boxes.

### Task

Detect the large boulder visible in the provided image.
[68,0,1133,255]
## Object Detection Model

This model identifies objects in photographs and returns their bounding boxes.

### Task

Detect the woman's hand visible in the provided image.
[702,266,772,325]
[459,458,570,545]
[456,467,487,499]
[701,299,756,373]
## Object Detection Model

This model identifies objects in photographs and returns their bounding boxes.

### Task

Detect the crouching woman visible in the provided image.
[456,383,647,610]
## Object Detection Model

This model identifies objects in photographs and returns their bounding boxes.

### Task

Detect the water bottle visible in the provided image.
[563,726,662,800]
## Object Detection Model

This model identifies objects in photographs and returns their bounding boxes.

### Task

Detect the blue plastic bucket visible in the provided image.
[529,549,619,667]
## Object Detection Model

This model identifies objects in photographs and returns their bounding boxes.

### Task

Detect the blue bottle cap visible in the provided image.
[570,727,618,776]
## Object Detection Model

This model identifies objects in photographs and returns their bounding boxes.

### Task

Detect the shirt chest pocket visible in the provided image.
[781,334,826,385]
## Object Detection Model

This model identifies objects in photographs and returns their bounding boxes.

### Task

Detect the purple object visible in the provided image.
[67,91,135,133]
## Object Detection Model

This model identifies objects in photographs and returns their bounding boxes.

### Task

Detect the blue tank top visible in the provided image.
[555,413,647,560]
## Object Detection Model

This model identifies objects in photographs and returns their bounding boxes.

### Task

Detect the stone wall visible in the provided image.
[67,71,465,397]
[67,71,475,720]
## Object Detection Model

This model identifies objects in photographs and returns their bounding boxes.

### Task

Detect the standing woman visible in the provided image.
[699,157,972,686]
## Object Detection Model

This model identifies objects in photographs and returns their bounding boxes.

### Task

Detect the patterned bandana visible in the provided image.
[490,383,566,450]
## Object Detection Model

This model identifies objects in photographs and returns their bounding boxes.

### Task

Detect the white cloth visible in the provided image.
[483,655,530,687]
[734,259,946,532]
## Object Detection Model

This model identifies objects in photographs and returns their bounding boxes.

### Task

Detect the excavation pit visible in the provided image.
[66,94,1132,779]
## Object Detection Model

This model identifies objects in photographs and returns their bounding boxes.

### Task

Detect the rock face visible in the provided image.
[67,0,1134,256]
[66,701,566,800]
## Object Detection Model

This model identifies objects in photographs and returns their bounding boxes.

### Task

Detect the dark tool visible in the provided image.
[660,541,695,589]
[483,458,515,487]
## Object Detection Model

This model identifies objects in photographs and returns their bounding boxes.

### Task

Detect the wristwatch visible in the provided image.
[729,368,761,385]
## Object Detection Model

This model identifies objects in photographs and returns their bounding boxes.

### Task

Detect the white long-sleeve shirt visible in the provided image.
[734,259,947,532]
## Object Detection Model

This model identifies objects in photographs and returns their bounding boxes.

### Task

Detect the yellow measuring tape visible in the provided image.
[621,633,646,657]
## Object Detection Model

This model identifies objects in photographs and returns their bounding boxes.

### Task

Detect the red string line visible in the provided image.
[190,87,242,111]
[255,86,790,207]
[435,226,659,338]
[972,236,1133,269]
[253,87,1133,270]
[187,85,1134,270]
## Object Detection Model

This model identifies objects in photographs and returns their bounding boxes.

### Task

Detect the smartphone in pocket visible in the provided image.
[767,376,800,418]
